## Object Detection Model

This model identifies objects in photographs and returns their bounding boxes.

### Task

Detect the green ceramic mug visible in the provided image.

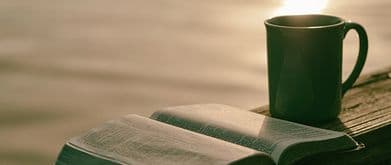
[265,14,368,124]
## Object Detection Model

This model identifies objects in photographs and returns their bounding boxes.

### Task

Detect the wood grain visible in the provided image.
[251,66,391,164]
[250,66,391,137]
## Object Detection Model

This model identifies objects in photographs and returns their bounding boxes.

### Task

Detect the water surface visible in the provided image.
[0,0,390,164]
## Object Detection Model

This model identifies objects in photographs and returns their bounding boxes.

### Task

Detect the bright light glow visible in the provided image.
[273,0,328,16]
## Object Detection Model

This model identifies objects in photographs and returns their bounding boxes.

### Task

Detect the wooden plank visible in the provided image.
[250,66,391,164]
[250,66,391,137]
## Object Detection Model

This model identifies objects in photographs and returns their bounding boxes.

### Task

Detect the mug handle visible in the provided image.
[342,22,368,96]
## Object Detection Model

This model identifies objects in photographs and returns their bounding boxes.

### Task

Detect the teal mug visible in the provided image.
[264,14,368,124]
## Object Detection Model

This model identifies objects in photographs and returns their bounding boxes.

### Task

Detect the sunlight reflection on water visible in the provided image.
[274,0,329,16]
[0,1,390,164]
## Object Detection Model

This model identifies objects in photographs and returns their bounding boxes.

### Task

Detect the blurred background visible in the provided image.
[0,0,390,164]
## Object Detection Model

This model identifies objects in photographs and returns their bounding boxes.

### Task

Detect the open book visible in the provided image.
[56,104,359,165]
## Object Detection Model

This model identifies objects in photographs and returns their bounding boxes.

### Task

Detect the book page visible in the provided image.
[151,104,357,164]
[69,115,274,165]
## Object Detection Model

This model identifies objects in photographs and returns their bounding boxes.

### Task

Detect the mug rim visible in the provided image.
[265,14,345,29]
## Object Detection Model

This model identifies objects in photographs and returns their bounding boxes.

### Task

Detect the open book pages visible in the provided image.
[151,104,359,165]
[61,115,274,165]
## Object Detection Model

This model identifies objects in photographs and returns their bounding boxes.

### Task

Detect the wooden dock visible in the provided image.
[252,67,391,164]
